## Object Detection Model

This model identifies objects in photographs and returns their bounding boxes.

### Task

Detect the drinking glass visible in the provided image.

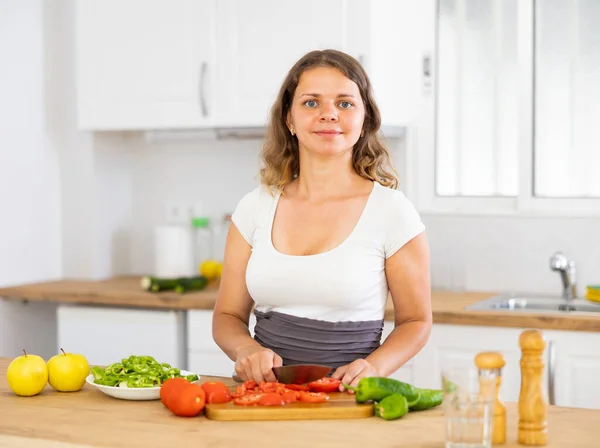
[441,367,497,448]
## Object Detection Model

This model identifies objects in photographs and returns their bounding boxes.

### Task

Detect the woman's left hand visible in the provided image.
[331,359,379,393]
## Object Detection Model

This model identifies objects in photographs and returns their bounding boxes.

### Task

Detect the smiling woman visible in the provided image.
[212,49,432,392]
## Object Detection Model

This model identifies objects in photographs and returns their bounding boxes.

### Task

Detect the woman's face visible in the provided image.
[287,67,365,157]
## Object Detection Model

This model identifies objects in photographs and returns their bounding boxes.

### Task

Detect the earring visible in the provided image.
[290,127,295,136]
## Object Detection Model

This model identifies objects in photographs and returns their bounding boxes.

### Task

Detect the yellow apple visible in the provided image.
[7,349,48,397]
[47,348,90,392]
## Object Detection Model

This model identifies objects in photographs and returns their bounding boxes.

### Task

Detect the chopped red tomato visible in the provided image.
[284,384,310,392]
[258,381,281,393]
[307,377,341,393]
[281,390,298,403]
[259,393,286,406]
[233,393,264,406]
[298,391,329,403]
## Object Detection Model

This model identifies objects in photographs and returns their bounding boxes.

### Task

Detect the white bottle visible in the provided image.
[191,216,212,273]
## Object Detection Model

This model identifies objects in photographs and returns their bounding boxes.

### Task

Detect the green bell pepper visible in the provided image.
[409,388,444,411]
[344,377,420,403]
[374,393,410,420]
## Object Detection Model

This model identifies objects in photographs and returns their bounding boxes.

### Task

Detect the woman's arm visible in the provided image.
[333,232,432,388]
[367,231,432,375]
[212,223,282,382]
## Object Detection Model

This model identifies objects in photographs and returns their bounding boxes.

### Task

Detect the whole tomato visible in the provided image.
[160,378,192,409]
[201,381,232,404]
[166,383,206,417]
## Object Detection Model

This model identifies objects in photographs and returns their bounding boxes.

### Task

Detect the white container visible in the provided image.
[153,225,195,277]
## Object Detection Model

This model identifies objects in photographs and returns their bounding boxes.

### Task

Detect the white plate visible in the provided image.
[85,370,201,401]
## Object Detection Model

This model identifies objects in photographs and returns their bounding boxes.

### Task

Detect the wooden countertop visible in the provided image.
[0,358,597,448]
[1,277,599,331]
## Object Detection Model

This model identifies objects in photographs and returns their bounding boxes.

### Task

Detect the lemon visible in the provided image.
[200,260,223,280]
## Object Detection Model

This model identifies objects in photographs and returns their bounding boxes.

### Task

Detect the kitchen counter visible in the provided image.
[0,358,597,448]
[1,276,599,331]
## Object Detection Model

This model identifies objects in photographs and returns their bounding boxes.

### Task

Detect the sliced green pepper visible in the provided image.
[344,377,420,403]
[91,355,196,389]
[374,393,409,420]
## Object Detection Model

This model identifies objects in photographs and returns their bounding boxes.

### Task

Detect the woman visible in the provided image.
[212,49,431,392]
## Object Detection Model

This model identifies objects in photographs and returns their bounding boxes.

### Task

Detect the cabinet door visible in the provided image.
[550,330,600,410]
[57,305,187,368]
[412,324,534,402]
[187,310,256,377]
[76,0,216,130]
[215,0,357,127]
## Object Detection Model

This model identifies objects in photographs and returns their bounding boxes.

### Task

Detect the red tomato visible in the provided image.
[284,384,310,392]
[160,378,192,409]
[201,381,232,404]
[307,377,341,393]
[258,381,279,393]
[242,379,257,390]
[166,383,206,417]
[281,390,298,404]
[298,391,329,403]
[233,393,264,406]
[259,392,286,406]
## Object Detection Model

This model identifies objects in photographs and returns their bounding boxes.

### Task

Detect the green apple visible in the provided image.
[7,349,48,397]
[47,348,90,392]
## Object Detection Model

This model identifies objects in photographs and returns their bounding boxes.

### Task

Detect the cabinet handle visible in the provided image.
[199,61,208,117]
[548,339,556,405]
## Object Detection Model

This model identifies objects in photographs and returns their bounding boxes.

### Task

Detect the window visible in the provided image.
[534,0,600,198]
[415,0,600,215]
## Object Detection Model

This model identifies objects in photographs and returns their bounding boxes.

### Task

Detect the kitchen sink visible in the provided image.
[466,294,600,315]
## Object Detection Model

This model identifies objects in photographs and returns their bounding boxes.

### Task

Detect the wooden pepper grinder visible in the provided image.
[518,329,548,446]
[474,352,506,445]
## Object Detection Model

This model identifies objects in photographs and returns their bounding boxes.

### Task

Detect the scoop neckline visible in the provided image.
[267,181,378,259]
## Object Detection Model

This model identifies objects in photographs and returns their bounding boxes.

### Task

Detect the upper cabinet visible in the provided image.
[75,0,217,130]
[215,0,356,128]
[75,0,433,131]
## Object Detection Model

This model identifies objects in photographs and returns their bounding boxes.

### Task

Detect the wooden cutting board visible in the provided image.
[205,391,374,421]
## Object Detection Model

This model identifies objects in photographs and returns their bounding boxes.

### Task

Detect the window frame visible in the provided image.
[409,0,600,218]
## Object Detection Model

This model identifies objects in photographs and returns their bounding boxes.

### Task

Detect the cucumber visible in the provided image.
[140,276,208,293]
[140,276,179,292]
[174,276,208,293]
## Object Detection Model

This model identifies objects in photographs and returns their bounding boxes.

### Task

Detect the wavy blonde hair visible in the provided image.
[259,49,399,193]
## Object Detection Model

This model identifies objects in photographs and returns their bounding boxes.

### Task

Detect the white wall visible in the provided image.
[116,134,600,297]
[0,0,60,358]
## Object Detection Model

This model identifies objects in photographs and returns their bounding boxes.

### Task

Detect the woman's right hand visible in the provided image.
[234,345,283,383]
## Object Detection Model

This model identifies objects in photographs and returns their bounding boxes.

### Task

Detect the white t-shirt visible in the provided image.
[231,181,425,323]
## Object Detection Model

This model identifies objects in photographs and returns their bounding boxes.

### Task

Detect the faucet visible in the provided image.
[549,251,577,301]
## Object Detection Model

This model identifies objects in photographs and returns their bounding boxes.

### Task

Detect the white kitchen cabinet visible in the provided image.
[75,0,432,130]
[549,330,600,410]
[187,310,256,377]
[410,323,600,410]
[75,0,217,130]
[57,305,187,369]
[215,0,354,127]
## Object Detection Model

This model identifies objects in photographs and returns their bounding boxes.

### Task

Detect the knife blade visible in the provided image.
[272,364,332,385]
[231,364,332,385]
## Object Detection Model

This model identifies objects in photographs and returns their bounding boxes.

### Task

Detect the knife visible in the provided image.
[232,364,332,385]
